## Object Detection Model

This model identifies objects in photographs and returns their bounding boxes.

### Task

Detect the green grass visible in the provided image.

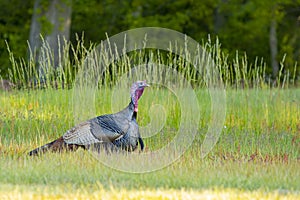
[0,88,299,199]
[1,36,299,198]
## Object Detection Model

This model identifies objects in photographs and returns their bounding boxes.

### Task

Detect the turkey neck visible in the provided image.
[132,111,137,120]
[131,88,145,112]
[128,100,138,120]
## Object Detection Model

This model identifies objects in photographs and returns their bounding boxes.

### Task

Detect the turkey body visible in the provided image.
[28,81,148,156]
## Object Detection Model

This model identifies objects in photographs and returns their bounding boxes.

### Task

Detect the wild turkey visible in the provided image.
[28,80,149,156]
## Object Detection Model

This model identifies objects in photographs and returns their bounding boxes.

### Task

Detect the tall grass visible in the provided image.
[5,35,298,89]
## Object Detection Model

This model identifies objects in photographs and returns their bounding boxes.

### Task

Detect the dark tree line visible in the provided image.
[0,0,299,80]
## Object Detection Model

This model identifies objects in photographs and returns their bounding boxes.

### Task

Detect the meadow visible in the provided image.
[0,37,299,199]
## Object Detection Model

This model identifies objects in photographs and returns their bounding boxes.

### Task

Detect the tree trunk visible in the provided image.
[214,0,226,33]
[29,0,42,60]
[29,0,72,81]
[269,18,279,78]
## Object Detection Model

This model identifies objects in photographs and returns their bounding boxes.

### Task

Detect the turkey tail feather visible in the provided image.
[28,139,57,156]
[28,137,81,156]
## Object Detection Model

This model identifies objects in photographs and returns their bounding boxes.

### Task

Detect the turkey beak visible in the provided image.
[145,83,150,87]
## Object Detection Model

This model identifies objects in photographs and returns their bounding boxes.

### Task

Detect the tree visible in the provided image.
[215,0,299,78]
[29,0,72,79]
[269,11,279,78]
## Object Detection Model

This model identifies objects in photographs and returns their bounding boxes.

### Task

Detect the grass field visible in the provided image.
[0,87,299,199]
[1,37,299,199]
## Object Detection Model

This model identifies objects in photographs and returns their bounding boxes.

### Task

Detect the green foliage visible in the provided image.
[38,15,53,35]
[0,0,299,80]
[0,0,33,78]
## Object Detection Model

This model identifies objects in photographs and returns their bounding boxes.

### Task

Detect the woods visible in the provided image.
[0,0,299,80]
